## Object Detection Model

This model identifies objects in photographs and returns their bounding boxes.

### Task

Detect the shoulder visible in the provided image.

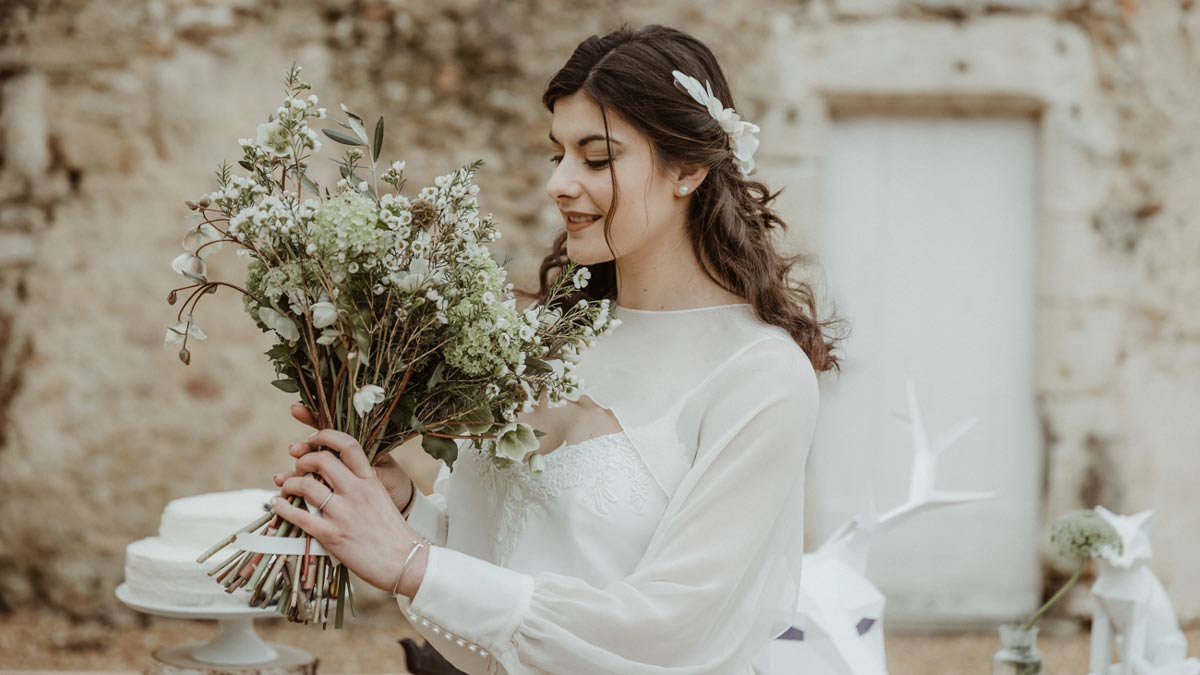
[696,333,819,417]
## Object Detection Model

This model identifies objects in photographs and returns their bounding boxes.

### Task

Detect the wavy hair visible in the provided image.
[519,23,844,372]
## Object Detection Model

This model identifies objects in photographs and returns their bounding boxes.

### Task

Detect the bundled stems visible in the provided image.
[197,497,354,626]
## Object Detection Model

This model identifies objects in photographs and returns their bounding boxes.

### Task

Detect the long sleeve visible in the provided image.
[405,457,452,547]
[397,340,819,675]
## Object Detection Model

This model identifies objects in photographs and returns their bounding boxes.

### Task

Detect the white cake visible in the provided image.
[124,488,278,607]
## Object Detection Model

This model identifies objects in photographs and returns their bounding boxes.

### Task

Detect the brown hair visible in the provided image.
[520,23,844,373]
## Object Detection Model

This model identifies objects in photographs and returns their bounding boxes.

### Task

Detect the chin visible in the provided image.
[565,236,615,266]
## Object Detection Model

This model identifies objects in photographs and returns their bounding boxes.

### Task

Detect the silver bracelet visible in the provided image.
[390,540,427,597]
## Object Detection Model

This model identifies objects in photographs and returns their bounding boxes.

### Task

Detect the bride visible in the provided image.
[269,23,841,675]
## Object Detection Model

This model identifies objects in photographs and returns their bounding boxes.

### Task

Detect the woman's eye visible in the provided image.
[548,156,610,169]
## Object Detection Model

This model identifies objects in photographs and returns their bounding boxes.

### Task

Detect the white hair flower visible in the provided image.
[671,70,760,179]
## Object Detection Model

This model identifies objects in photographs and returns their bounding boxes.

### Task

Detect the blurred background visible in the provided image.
[0,0,1196,672]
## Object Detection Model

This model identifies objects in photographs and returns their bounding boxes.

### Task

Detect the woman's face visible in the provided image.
[545,91,688,266]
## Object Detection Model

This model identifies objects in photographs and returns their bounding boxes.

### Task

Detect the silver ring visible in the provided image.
[316,489,334,512]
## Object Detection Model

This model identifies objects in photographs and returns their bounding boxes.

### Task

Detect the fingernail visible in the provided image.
[306,430,318,440]
[270,496,280,508]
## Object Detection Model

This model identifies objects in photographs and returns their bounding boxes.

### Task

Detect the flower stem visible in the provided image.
[1020,559,1085,631]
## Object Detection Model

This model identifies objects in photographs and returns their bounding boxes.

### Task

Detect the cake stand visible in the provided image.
[116,582,314,672]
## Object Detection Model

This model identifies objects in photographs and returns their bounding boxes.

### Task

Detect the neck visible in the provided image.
[613,219,746,311]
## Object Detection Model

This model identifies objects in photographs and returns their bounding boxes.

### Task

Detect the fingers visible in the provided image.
[290,403,319,429]
[305,429,373,479]
[280,475,336,514]
[289,441,315,459]
[270,495,329,538]
[295,450,358,492]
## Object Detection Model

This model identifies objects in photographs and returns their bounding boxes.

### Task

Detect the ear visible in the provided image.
[672,161,710,192]
[1132,510,1154,530]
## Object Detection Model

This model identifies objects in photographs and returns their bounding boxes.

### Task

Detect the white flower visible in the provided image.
[258,306,300,341]
[529,452,547,474]
[571,266,591,289]
[255,120,293,159]
[311,301,339,328]
[391,160,407,172]
[494,422,539,462]
[543,358,566,378]
[182,222,224,259]
[671,70,760,178]
[170,252,207,283]
[164,316,206,347]
[315,328,342,345]
[394,258,429,293]
[353,384,387,416]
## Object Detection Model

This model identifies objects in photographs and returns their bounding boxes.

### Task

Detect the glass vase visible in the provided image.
[992,623,1044,675]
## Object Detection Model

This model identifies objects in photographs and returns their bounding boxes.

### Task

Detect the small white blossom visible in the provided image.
[164,316,206,347]
[311,301,339,328]
[571,266,591,289]
[258,306,300,341]
[353,384,387,416]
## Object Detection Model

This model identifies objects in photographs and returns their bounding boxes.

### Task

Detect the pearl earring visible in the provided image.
[678,185,689,196]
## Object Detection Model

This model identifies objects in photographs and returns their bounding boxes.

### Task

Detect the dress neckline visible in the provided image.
[542,429,629,462]
[613,302,751,315]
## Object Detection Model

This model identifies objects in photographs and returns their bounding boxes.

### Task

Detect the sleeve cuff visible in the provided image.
[405,468,449,546]
[401,544,535,655]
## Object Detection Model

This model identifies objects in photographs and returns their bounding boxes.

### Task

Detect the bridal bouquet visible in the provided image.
[165,64,619,627]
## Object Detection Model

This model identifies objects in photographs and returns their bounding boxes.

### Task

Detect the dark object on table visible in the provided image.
[399,637,470,675]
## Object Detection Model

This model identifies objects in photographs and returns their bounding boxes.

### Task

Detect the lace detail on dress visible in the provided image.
[467,431,651,567]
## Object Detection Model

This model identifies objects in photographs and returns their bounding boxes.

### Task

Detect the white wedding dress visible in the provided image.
[397,301,820,675]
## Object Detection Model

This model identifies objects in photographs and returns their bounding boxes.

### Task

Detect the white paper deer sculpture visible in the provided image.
[1088,506,1200,675]
[759,380,995,675]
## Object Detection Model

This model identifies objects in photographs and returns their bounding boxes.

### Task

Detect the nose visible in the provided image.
[545,158,582,204]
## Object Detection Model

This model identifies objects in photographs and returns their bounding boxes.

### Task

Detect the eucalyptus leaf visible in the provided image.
[322,128,364,147]
[372,116,384,163]
[388,394,418,428]
[238,160,255,172]
[460,406,494,434]
[271,378,300,393]
[347,116,369,145]
[426,361,445,391]
[422,434,459,468]
[353,327,371,356]
[300,172,320,196]
[524,357,554,374]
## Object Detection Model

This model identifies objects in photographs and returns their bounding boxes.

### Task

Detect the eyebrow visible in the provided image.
[548,132,624,148]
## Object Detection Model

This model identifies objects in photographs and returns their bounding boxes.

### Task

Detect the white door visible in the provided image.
[809,116,1042,624]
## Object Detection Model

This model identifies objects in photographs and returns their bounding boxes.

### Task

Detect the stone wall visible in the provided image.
[0,0,774,617]
[1,0,1196,624]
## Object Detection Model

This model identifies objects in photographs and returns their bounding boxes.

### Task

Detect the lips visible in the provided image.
[563,211,602,232]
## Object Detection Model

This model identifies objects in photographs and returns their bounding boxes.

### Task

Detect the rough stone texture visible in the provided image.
[0,0,775,618]
[0,0,1197,627]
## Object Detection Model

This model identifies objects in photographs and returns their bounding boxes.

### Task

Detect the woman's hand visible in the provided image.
[271,427,427,594]
[275,403,414,512]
